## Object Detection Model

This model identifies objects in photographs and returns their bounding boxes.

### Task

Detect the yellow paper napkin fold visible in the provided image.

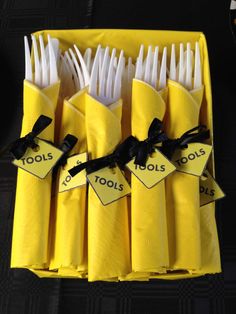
[49,88,87,276]
[86,94,131,281]
[164,79,204,271]
[131,79,169,274]
[11,80,60,269]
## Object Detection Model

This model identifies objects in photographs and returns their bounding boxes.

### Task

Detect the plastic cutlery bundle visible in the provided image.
[11,34,60,270]
[164,41,205,272]
[128,44,169,279]
[10,30,221,281]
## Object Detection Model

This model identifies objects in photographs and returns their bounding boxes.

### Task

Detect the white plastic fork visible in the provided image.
[89,45,101,97]
[44,37,60,71]
[69,48,85,88]
[178,43,185,86]
[113,50,125,100]
[65,51,80,91]
[24,34,59,88]
[144,45,153,84]
[31,35,41,86]
[151,46,159,88]
[99,47,110,97]
[39,35,48,87]
[64,44,91,91]
[159,47,167,90]
[24,36,32,82]
[135,44,167,91]
[48,35,58,85]
[169,44,176,81]
[98,48,105,83]
[170,42,202,90]
[193,42,202,89]
[135,44,144,80]
[106,48,116,99]
[73,44,90,86]
[89,46,125,106]
[83,48,92,74]
[185,42,192,90]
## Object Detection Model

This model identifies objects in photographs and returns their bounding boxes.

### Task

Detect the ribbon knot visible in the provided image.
[134,118,168,166]
[24,131,38,149]
[161,125,210,159]
[57,134,78,167]
[10,115,52,160]
[69,135,139,177]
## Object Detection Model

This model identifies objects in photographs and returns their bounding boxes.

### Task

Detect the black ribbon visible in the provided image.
[161,125,210,159]
[69,135,139,177]
[57,134,78,167]
[133,118,168,167]
[10,115,52,159]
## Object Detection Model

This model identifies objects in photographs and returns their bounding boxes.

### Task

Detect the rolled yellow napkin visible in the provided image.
[11,80,60,269]
[86,94,131,281]
[164,79,204,271]
[197,202,221,274]
[49,88,87,276]
[149,202,221,279]
[131,79,169,274]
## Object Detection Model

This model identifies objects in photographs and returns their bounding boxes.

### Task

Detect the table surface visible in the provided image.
[0,0,235,313]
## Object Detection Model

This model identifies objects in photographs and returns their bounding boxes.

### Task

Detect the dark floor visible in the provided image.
[0,0,236,313]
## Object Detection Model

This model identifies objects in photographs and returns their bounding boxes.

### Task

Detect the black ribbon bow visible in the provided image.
[57,134,78,167]
[69,135,139,177]
[10,115,52,159]
[133,118,168,167]
[161,125,210,159]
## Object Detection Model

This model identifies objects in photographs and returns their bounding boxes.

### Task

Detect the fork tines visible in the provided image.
[169,42,202,90]
[89,45,125,105]
[135,42,202,91]
[24,36,202,94]
[24,34,59,88]
[135,45,167,91]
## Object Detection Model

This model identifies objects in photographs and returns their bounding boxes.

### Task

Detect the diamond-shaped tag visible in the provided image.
[171,143,212,177]
[13,138,63,179]
[200,170,225,206]
[58,152,87,193]
[87,166,131,206]
[126,150,176,188]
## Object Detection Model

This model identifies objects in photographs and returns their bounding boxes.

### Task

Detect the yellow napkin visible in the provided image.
[11,80,60,269]
[49,88,87,276]
[149,202,221,279]
[197,38,221,275]
[164,79,204,271]
[13,29,219,280]
[86,94,131,281]
[197,202,221,274]
[130,79,169,275]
